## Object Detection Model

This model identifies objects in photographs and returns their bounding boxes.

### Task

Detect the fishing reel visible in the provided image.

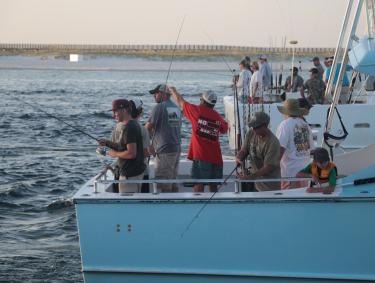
[96,147,107,156]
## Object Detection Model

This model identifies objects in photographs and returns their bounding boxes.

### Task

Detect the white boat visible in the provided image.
[73,0,375,282]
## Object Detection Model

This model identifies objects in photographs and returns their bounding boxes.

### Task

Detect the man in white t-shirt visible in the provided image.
[276,99,314,189]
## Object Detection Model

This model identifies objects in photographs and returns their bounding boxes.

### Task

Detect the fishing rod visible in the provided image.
[165,15,186,86]
[180,164,239,238]
[148,15,186,163]
[11,94,99,141]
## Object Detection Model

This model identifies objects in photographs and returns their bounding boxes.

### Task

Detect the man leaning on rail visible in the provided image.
[236,112,281,191]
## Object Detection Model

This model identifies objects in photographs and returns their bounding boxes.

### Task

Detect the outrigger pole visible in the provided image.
[11,94,99,142]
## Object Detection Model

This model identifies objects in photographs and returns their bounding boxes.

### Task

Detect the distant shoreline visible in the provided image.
[0,44,335,58]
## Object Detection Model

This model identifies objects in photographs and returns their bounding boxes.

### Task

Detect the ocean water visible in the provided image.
[0,55,314,282]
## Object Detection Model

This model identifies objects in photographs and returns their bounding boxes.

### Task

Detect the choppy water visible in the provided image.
[0,55,313,282]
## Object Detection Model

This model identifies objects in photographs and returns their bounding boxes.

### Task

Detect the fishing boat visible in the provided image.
[74,0,375,282]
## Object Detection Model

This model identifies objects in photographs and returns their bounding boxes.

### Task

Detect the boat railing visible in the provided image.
[93,167,311,194]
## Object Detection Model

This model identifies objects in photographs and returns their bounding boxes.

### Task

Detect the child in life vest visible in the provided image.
[297,147,337,194]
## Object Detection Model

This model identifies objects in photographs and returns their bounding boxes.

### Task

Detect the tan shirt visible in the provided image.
[239,129,281,191]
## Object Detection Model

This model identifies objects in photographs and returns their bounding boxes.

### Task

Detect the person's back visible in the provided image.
[146,84,181,192]
[150,99,181,154]
[184,102,228,166]
[276,117,313,177]
[260,61,272,89]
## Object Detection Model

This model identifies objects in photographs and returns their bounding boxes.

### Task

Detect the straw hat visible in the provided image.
[277,99,305,117]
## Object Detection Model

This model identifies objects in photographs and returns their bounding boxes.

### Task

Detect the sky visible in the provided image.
[0,0,363,47]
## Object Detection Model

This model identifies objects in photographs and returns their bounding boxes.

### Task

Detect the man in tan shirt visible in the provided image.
[236,112,281,191]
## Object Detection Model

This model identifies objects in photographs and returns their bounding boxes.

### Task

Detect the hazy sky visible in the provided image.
[0,0,359,47]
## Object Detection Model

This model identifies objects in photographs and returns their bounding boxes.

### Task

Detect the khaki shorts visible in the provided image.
[155,151,180,192]
[119,173,144,194]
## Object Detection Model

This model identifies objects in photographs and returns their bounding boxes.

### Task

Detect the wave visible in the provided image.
[46,198,74,211]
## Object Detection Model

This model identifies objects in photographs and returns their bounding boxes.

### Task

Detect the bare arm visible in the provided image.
[279,146,285,160]
[168,86,185,109]
[108,143,137,159]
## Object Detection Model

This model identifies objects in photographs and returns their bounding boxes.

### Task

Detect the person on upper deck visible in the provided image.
[311,56,325,80]
[169,87,228,193]
[276,99,314,190]
[130,98,151,193]
[324,56,353,103]
[284,67,304,92]
[98,99,145,194]
[249,61,262,103]
[259,55,272,90]
[236,59,252,100]
[145,84,181,192]
[236,112,281,191]
[297,147,337,194]
[300,68,326,104]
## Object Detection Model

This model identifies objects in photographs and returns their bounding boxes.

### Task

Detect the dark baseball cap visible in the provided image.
[248,112,270,128]
[110,99,131,111]
[149,84,169,95]
[309,67,319,74]
[311,56,320,62]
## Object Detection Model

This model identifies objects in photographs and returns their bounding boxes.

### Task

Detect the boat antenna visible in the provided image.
[180,164,239,238]
[12,94,99,142]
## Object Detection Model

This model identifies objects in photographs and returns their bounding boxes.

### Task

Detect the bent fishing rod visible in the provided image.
[12,94,99,142]
[180,164,239,238]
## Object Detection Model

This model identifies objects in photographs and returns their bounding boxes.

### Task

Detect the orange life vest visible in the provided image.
[311,161,337,183]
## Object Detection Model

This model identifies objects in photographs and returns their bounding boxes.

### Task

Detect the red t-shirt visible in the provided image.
[183,102,228,166]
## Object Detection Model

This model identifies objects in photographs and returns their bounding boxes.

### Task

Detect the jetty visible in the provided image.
[0,43,335,57]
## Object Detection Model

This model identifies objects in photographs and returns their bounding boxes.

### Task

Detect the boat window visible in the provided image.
[354,123,370,128]
[309,124,321,128]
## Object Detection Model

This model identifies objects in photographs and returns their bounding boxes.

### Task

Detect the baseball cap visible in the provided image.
[259,54,267,60]
[110,99,131,111]
[309,67,319,74]
[201,90,217,105]
[149,84,169,95]
[248,112,270,128]
[311,56,320,62]
[131,98,143,110]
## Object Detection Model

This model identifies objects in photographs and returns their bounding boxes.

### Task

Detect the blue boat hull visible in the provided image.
[75,197,375,282]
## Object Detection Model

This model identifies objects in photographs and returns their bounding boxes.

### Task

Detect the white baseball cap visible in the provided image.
[201,90,217,105]
[131,98,143,110]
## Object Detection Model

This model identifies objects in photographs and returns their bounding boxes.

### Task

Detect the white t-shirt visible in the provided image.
[237,69,251,97]
[276,117,314,178]
[250,70,262,97]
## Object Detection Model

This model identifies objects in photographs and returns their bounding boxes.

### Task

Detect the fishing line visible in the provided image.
[11,93,99,142]
[180,164,239,238]
[203,32,235,75]
[165,15,186,86]
[149,15,187,163]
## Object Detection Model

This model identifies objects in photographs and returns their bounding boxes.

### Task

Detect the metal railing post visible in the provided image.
[94,180,98,194]
[234,180,240,194]
[152,183,158,194]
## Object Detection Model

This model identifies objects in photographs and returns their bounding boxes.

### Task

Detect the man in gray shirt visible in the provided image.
[311,56,325,80]
[259,54,272,89]
[145,84,181,192]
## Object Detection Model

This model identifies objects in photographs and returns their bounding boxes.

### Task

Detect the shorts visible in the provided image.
[191,160,223,183]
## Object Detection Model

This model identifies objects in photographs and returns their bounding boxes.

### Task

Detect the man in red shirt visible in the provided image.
[168,86,228,192]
